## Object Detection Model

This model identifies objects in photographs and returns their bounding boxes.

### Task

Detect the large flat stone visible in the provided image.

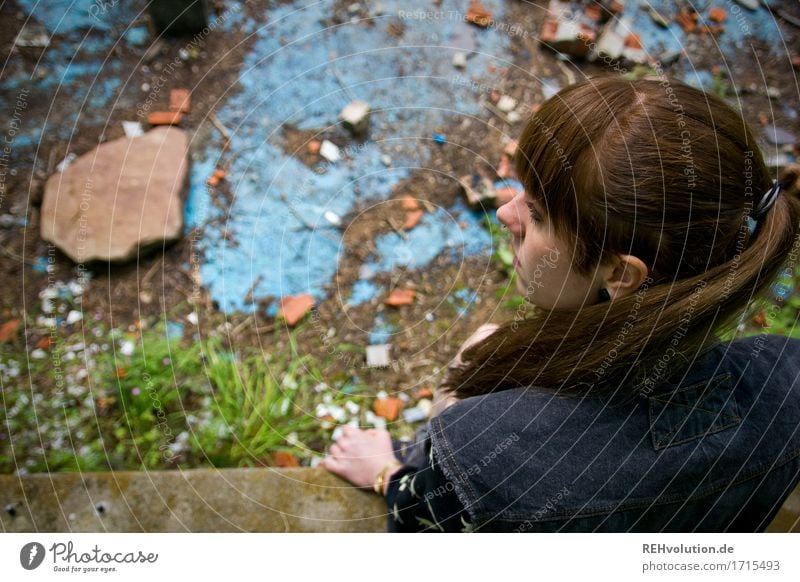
[0,468,386,532]
[40,127,189,263]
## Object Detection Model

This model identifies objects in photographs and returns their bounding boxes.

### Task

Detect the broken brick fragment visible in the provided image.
[206,168,227,187]
[373,396,404,421]
[466,0,492,27]
[385,288,416,307]
[308,139,321,154]
[403,208,424,230]
[169,88,191,113]
[624,33,642,49]
[414,387,434,399]
[401,195,420,210]
[278,294,315,326]
[708,7,727,23]
[147,111,183,126]
[0,319,20,343]
[272,451,300,467]
[676,9,698,33]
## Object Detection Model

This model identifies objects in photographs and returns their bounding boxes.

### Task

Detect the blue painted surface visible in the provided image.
[448,287,478,317]
[5,1,144,157]
[124,26,150,46]
[16,0,136,33]
[621,0,785,58]
[369,313,395,345]
[188,0,509,313]
[362,201,492,275]
[348,279,380,306]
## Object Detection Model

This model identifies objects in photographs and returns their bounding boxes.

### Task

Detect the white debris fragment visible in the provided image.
[120,340,135,356]
[324,210,342,226]
[365,410,387,430]
[417,398,432,416]
[319,140,341,162]
[66,310,83,325]
[497,95,517,113]
[380,154,392,166]
[56,153,77,173]
[31,349,47,359]
[402,406,428,423]
[186,312,199,325]
[366,344,391,368]
[122,121,144,138]
[452,52,468,69]
[340,100,371,135]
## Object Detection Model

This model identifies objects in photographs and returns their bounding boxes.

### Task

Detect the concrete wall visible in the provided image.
[0,468,386,532]
[1,469,798,532]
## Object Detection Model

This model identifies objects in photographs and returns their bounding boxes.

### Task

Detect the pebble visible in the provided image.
[66,310,82,325]
[453,52,468,69]
[497,95,517,113]
[402,406,428,423]
[120,340,135,356]
[122,121,144,138]
[320,140,342,162]
[366,344,391,367]
[324,210,342,226]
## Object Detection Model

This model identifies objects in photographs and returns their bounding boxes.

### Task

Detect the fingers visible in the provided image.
[329,443,343,457]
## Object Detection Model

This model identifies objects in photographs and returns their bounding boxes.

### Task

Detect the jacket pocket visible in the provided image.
[648,372,741,451]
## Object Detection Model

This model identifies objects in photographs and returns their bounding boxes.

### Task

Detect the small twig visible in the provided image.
[46,148,56,176]
[420,199,436,213]
[279,193,315,229]
[384,216,408,240]
[242,275,263,305]
[481,98,511,124]
[141,255,164,286]
[278,193,339,243]
[778,9,800,29]
[407,358,434,369]
[328,57,358,102]
[0,243,36,265]
[231,314,255,336]
[209,111,232,142]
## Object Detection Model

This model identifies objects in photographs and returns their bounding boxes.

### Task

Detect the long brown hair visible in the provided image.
[445,74,800,399]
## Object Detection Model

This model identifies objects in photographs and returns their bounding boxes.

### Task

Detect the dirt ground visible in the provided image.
[2,0,799,400]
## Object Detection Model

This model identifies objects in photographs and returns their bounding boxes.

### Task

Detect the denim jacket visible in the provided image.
[428,334,800,532]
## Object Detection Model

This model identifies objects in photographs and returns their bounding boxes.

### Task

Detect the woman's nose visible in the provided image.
[496,193,526,238]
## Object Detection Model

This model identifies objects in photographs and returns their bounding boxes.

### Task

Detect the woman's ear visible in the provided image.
[603,254,649,299]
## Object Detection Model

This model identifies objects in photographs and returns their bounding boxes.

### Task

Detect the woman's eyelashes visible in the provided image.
[526,202,543,223]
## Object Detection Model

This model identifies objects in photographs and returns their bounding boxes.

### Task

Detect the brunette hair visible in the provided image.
[444,74,800,399]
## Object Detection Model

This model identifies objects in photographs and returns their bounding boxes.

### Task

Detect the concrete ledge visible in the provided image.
[2,469,797,532]
[0,468,387,532]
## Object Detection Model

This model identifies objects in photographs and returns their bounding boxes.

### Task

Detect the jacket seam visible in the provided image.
[429,417,484,521]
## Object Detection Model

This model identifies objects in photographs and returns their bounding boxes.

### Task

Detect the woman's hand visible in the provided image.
[322,426,400,490]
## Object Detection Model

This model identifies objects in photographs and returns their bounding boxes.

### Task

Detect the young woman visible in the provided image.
[323,74,800,532]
